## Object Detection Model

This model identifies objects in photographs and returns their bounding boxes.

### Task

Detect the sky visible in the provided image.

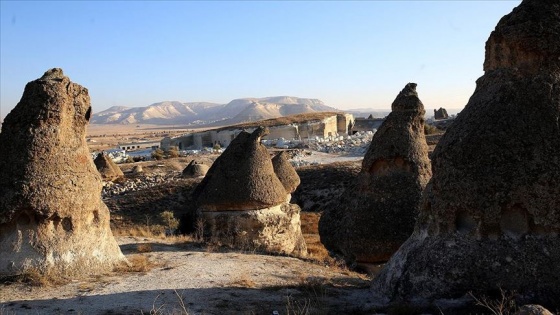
[1,0,521,118]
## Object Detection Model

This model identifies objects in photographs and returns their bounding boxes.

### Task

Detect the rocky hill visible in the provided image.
[91,97,337,125]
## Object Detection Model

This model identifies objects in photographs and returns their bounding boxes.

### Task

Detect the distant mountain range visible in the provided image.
[90,96,337,126]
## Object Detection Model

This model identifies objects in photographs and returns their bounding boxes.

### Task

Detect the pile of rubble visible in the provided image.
[263,131,375,155]
[101,172,182,198]
[306,131,374,155]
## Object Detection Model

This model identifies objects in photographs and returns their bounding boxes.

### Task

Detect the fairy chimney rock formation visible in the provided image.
[319,83,431,265]
[94,152,124,182]
[372,0,560,306]
[0,68,125,277]
[182,160,209,178]
[433,107,448,120]
[272,151,300,194]
[194,127,307,257]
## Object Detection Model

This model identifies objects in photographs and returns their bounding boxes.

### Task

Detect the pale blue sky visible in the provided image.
[1,1,520,117]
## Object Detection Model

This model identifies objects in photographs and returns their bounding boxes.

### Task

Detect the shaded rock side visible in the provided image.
[319,83,431,264]
[0,68,125,276]
[194,127,287,211]
[182,160,209,178]
[433,107,448,120]
[272,151,301,194]
[372,0,560,307]
[94,153,124,182]
[200,202,307,257]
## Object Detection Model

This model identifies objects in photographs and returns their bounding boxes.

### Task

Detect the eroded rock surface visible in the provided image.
[194,127,307,257]
[182,160,209,178]
[272,151,301,194]
[372,0,560,307]
[94,153,124,182]
[433,107,448,120]
[319,83,431,264]
[0,68,125,276]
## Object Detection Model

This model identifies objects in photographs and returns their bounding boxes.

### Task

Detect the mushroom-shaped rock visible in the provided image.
[319,83,431,265]
[182,160,209,178]
[372,0,560,305]
[194,127,287,211]
[0,68,125,277]
[272,151,300,194]
[94,153,124,182]
[193,127,307,257]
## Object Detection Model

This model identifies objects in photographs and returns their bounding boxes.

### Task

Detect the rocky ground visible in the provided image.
[0,236,375,315]
[8,135,530,315]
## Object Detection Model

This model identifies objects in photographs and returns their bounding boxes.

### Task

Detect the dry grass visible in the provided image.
[2,268,60,287]
[299,212,341,267]
[230,272,256,288]
[114,254,157,273]
[112,225,166,238]
[137,243,153,253]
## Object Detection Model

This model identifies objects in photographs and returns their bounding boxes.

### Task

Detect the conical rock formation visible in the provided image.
[194,127,307,257]
[319,83,431,265]
[194,127,287,211]
[272,151,300,194]
[182,160,209,178]
[372,0,560,306]
[0,68,125,277]
[94,152,124,182]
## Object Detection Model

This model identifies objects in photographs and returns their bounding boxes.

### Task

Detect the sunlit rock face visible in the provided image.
[372,0,560,307]
[94,153,124,182]
[194,127,307,257]
[0,68,125,277]
[319,83,431,266]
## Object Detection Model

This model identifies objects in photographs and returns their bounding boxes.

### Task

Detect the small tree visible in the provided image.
[166,146,179,158]
[160,211,179,231]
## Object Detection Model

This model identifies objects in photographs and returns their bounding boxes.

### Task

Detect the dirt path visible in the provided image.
[0,237,376,315]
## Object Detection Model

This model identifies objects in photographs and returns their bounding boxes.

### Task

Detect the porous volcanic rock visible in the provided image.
[0,68,125,277]
[182,160,209,178]
[319,83,431,265]
[194,127,307,257]
[94,152,124,182]
[433,107,448,120]
[194,127,287,211]
[372,0,560,307]
[272,151,300,194]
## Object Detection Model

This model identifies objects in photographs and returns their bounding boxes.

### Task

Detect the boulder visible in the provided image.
[193,127,307,257]
[319,83,431,265]
[94,152,124,182]
[433,107,448,120]
[182,160,209,178]
[132,165,143,174]
[372,0,560,306]
[514,305,554,315]
[0,68,125,277]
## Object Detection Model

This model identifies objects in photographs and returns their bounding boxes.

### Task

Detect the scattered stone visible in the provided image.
[194,127,307,257]
[131,165,143,174]
[182,160,209,178]
[0,68,125,277]
[372,0,560,305]
[319,83,431,265]
[94,152,124,182]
